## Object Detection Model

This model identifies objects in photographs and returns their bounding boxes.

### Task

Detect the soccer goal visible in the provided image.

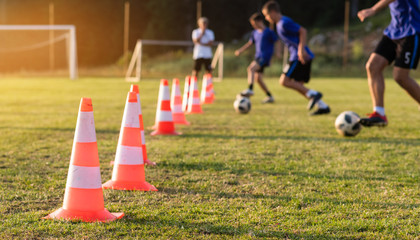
[0,25,78,79]
[125,39,223,82]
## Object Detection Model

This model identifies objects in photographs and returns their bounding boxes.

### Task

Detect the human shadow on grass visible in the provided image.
[180,133,420,146]
[124,214,356,239]
[0,126,119,134]
[157,185,420,210]
[160,160,412,183]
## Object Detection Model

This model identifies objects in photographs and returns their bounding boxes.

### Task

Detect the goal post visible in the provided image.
[0,25,78,80]
[125,39,223,82]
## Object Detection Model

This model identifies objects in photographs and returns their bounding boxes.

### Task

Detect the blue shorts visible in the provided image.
[374,34,420,69]
[255,57,270,73]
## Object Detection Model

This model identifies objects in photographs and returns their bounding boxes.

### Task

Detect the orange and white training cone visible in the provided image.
[43,98,124,222]
[130,84,156,166]
[182,76,191,112]
[201,73,214,104]
[171,78,190,125]
[186,76,203,114]
[103,92,157,191]
[151,79,181,135]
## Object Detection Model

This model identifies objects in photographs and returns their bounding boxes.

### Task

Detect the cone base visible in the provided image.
[43,208,124,222]
[150,130,181,136]
[173,120,190,125]
[173,114,190,125]
[102,180,158,191]
[186,110,203,114]
[202,98,214,104]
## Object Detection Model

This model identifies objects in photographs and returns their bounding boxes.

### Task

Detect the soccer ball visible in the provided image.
[233,96,251,114]
[335,111,362,137]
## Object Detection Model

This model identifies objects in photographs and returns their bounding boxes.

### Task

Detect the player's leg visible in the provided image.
[204,58,213,75]
[192,58,202,78]
[281,60,324,111]
[359,36,396,127]
[393,67,420,104]
[241,61,260,97]
[256,71,274,103]
[359,54,389,126]
[392,34,420,105]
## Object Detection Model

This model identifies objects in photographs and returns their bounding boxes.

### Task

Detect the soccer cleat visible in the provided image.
[359,112,388,127]
[307,92,322,110]
[262,96,274,103]
[310,106,331,116]
[240,89,254,97]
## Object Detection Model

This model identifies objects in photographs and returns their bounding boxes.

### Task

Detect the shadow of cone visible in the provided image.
[43,98,124,222]
[151,79,181,135]
[171,78,190,125]
[103,92,157,191]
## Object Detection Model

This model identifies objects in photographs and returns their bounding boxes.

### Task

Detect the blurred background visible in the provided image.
[0,0,395,78]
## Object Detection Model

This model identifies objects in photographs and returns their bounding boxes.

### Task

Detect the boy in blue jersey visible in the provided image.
[235,13,279,103]
[262,1,330,115]
[358,0,420,127]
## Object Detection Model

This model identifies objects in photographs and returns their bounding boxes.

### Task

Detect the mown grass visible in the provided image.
[0,77,419,239]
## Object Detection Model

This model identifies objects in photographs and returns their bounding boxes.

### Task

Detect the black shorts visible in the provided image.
[193,58,212,72]
[374,34,420,69]
[255,58,269,73]
[283,60,312,83]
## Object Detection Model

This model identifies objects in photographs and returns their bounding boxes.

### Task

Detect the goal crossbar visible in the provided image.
[126,39,223,82]
[0,25,78,79]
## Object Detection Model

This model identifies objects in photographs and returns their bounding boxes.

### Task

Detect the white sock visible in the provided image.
[374,106,385,116]
[317,100,328,109]
[305,89,317,98]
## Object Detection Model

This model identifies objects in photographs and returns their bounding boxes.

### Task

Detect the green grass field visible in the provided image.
[0,77,419,239]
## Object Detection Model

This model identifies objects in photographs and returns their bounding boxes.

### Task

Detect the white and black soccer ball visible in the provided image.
[335,111,362,137]
[233,96,251,114]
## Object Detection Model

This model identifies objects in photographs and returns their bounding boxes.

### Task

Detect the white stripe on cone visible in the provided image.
[74,112,97,143]
[122,102,140,128]
[141,130,145,145]
[114,145,143,165]
[66,165,102,189]
[157,110,173,122]
[201,77,207,102]
[172,105,182,113]
[182,79,190,112]
[192,98,200,105]
[136,93,143,114]
[158,86,171,101]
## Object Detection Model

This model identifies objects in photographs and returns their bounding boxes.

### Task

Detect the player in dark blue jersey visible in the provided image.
[262,1,330,115]
[358,0,420,127]
[235,13,279,103]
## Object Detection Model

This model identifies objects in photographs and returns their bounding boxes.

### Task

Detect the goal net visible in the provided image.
[0,25,78,79]
[125,39,223,82]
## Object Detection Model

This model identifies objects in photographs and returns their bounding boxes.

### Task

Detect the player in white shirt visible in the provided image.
[192,17,215,78]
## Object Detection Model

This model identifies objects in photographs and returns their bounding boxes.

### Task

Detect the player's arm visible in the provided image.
[192,29,206,45]
[358,0,395,22]
[298,26,309,64]
[203,40,214,47]
[235,40,253,56]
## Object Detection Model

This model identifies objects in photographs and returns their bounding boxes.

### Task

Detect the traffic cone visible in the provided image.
[201,73,214,104]
[171,78,190,125]
[151,79,180,135]
[186,76,203,114]
[103,92,157,191]
[130,84,156,166]
[43,98,124,222]
[182,76,190,112]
